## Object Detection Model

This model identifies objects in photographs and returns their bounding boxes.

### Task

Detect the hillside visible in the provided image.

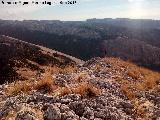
[0,19,160,71]
[0,35,83,84]
[0,57,160,120]
[101,37,160,70]
[0,20,160,120]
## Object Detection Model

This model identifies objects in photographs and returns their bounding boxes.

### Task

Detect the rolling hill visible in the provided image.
[0,35,159,120]
[0,35,83,84]
[0,19,160,71]
[0,57,159,120]
[101,37,160,70]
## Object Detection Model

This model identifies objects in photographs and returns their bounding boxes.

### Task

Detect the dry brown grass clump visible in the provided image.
[108,57,160,119]
[121,85,136,100]
[49,65,76,74]
[103,57,160,91]
[6,80,34,95]
[6,64,77,95]
[73,72,89,83]
[132,100,154,120]
[121,84,154,119]
[6,66,101,98]
[6,72,56,95]
[34,76,58,94]
[59,82,101,97]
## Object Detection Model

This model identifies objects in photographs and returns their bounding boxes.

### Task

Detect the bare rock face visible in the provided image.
[43,105,61,120]
[16,111,35,120]
[83,107,94,119]
[69,101,86,117]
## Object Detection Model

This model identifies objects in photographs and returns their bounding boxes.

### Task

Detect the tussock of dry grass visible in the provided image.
[121,85,136,100]
[121,70,160,92]
[6,65,101,98]
[6,65,76,95]
[6,72,56,95]
[6,79,101,98]
[132,100,154,119]
[49,65,76,74]
[104,57,160,91]
[74,72,89,82]
[59,82,101,97]
[5,105,44,120]
[34,77,58,93]
[107,57,160,119]
[6,80,33,95]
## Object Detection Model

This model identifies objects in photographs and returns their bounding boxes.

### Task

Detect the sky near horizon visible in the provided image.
[0,0,160,20]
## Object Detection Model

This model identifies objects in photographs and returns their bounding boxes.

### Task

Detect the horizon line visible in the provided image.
[0,17,160,22]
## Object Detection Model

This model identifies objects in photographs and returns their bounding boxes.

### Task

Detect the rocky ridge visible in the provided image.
[0,57,160,120]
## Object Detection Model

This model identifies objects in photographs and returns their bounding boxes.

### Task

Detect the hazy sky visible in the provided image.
[0,0,160,20]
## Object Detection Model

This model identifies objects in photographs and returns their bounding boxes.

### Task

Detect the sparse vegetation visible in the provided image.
[59,82,101,97]
[74,72,89,82]
[0,35,79,84]
[6,72,56,95]
[103,57,160,91]
[5,105,44,120]
[50,65,76,74]
[6,72,101,97]
[1,57,160,120]
[104,57,160,119]
[1,34,160,120]
[121,85,136,100]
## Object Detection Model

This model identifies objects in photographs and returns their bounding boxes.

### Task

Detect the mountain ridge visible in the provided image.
[101,36,160,70]
[0,35,160,119]
[0,19,160,71]
[0,35,83,84]
[0,57,160,120]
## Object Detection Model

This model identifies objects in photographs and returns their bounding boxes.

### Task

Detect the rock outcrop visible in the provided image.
[0,57,160,120]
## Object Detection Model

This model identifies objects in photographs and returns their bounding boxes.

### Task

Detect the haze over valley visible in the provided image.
[0,0,160,119]
[1,18,160,70]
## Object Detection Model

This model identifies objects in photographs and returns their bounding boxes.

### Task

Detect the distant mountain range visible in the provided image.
[0,22,160,120]
[0,18,160,70]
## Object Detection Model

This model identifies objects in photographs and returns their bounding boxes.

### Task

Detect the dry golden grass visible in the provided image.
[59,82,101,97]
[49,65,76,74]
[127,70,141,80]
[133,100,148,119]
[6,80,33,95]
[5,57,160,120]
[6,71,57,95]
[121,85,136,100]
[6,64,101,98]
[121,83,153,119]
[106,57,160,119]
[75,83,101,97]
[95,64,101,72]
[6,79,101,98]
[126,71,160,92]
[131,99,154,120]
[16,67,38,80]
[74,72,89,82]
[34,75,58,93]
[5,105,44,120]
[104,57,160,91]
[6,64,77,95]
